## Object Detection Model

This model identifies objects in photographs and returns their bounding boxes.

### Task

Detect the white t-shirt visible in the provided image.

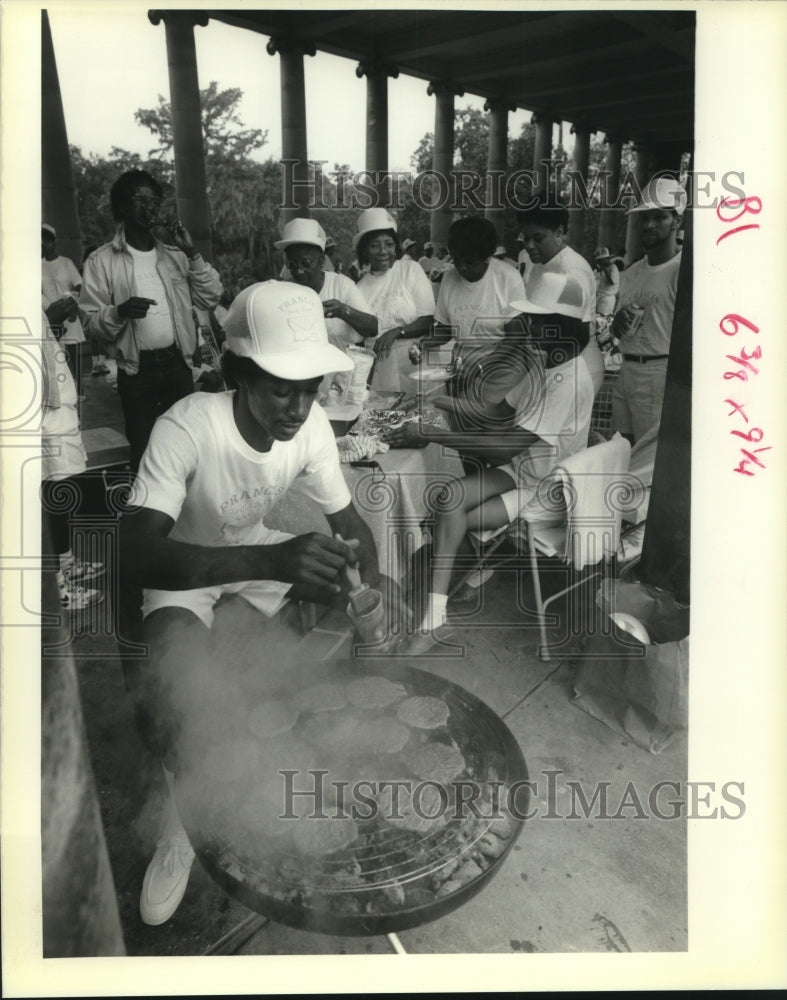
[616,253,682,356]
[528,245,603,394]
[131,391,350,547]
[42,256,85,344]
[127,244,175,350]
[357,259,435,389]
[319,271,371,348]
[436,256,525,355]
[517,248,534,284]
[503,355,594,503]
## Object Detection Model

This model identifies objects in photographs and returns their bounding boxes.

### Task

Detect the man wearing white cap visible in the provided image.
[275,218,377,348]
[401,238,416,262]
[120,280,394,926]
[611,176,686,443]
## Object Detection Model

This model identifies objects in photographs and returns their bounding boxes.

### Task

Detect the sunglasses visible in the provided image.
[286,256,319,272]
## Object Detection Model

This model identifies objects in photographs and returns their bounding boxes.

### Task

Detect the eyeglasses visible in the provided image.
[286,256,318,272]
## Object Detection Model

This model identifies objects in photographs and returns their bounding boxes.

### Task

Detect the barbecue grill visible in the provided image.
[176,658,529,936]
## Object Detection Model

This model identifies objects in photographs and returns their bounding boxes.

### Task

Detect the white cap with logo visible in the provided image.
[223,281,353,380]
[628,176,688,215]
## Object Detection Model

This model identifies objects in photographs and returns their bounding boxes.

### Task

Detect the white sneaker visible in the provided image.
[140,802,196,926]
[58,580,103,612]
[65,560,105,584]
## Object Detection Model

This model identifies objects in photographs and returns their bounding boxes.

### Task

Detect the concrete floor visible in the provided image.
[63,347,687,957]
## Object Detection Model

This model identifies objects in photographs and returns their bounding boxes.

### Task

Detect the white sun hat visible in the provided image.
[511,271,585,319]
[274,218,327,252]
[628,176,688,215]
[353,207,397,249]
[223,281,353,380]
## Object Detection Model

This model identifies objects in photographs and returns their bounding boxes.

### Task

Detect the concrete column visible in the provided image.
[356,62,399,208]
[148,11,213,260]
[41,11,82,268]
[567,123,591,250]
[484,98,511,242]
[531,111,554,196]
[268,37,315,225]
[624,143,651,265]
[597,134,623,254]
[427,80,463,248]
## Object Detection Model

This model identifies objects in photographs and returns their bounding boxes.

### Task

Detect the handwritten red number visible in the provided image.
[730,426,764,444]
[716,196,762,224]
[719,314,759,338]
[716,196,761,245]
[734,447,771,476]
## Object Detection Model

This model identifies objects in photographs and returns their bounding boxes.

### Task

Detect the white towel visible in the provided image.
[550,433,632,570]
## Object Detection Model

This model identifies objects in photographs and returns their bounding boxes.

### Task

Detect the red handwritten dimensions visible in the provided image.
[717,196,768,477]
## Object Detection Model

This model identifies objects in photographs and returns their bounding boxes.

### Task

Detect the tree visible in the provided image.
[134,81,268,162]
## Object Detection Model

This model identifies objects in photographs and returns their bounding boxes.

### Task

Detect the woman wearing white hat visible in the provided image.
[387,271,594,655]
[354,208,435,390]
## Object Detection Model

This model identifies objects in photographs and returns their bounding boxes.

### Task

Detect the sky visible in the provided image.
[47,7,562,174]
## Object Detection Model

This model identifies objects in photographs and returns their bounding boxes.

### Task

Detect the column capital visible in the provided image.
[355,62,399,80]
[484,96,516,114]
[427,80,464,98]
[266,36,316,57]
[148,10,209,28]
[569,121,594,136]
[531,110,554,126]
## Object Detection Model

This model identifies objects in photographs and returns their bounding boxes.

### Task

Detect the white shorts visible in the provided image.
[142,530,295,628]
[42,404,87,481]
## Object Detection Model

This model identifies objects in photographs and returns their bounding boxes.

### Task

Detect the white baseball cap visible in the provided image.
[223,281,353,380]
[494,246,506,257]
[628,176,687,215]
[274,218,326,251]
[511,271,585,319]
[401,238,415,251]
[42,223,57,238]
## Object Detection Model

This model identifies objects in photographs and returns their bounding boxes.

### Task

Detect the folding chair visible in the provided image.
[452,434,634,661]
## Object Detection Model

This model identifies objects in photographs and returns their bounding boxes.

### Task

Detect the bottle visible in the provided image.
[346,582,387,644]
[336,534,388,645]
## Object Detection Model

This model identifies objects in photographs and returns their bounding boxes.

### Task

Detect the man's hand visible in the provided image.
[383,420,428,449]
[267,532,359,600]
[117,296,158,320]
[373,327,402,360]
[611,306,635,339]
[322,299,347,320]
[45,296,79,327]
[155,216,196,258]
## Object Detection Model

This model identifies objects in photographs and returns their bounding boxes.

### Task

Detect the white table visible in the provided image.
[266,442,465,583]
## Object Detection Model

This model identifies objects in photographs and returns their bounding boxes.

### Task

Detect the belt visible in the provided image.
[138,344,180,364]
[622,354,669,364]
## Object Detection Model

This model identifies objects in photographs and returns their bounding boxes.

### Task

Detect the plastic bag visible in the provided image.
[571,579,689,754]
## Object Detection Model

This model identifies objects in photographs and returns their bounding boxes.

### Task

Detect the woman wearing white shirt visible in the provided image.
[355,209,434,391]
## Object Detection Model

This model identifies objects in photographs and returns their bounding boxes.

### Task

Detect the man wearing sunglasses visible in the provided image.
[275,218,377,348]
[80,169,223,471]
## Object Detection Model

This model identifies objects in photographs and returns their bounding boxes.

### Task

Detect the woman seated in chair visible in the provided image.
[384,271,595,655]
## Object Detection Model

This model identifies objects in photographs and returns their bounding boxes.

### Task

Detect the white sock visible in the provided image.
[419,592,448,632]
